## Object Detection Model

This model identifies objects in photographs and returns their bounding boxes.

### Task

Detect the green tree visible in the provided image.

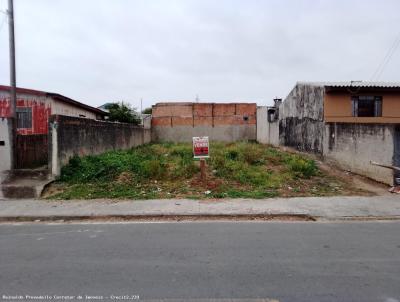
[142,107,152,114]
[106,102,140,124]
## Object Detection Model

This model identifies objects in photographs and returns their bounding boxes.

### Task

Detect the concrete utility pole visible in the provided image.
[8,0,16,118]
[8,0,17,169]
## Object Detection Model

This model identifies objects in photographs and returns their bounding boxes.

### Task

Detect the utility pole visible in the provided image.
[8,0,16,118]
[8,0,17,169]
[140,98,143,126]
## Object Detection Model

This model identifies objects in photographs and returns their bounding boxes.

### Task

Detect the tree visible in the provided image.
[142,107,152,114]
[105,102,140,124]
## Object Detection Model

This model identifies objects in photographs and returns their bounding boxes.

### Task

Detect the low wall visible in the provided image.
[49,115,151,176]
[152,125,256,142]
[152,102,256,142]
[323,123,395,185]
[0,118,13,182]
[256,106,279,146]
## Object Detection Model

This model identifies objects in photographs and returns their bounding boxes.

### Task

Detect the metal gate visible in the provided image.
[15,134,48,169]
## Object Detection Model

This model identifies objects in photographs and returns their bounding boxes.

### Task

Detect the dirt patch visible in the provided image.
[317,160,390,196]
[116,172,134,184]
[279,146,390,196]
[41,182,65,198]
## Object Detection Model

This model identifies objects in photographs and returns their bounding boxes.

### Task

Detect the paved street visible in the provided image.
[0,222,400,302]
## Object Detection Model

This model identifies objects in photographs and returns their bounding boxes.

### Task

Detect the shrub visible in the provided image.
[172,157,199,178]
[141,159,166,179]
[286,156,317,178]
[226,149,239,160]
[170,144,193,159]
[240,143,265,165]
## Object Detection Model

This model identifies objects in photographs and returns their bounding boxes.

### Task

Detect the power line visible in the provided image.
[370,32,400,81]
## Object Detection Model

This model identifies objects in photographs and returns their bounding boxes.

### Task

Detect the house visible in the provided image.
[274,81,400,185]
[0,85,106,135]
[0,85,107,169]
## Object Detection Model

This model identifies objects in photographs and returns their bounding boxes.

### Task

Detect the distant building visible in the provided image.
[0,85,106,135]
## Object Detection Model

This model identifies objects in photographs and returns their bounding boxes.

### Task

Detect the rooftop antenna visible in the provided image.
[195,94,199,103]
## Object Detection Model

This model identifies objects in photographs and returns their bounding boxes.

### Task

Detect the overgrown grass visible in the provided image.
[45,142,345,200]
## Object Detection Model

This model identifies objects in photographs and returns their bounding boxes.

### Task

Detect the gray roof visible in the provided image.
[297,81,400,88]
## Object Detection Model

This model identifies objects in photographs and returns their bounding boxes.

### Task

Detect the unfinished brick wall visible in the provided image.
[152,102,257,142]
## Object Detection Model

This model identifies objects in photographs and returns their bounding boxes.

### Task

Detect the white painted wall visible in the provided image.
[0,118,12,182]
[51,99,98,119]
[256,106,279,146]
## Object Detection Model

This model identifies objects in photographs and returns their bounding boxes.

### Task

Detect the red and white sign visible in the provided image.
[193,136,209,158]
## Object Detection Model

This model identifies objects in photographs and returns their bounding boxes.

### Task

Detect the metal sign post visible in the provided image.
[193,136,209,184]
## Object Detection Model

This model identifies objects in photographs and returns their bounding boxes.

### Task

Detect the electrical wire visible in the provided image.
[370,32,400,81]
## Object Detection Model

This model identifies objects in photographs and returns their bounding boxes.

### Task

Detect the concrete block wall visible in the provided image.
[152,102,256,142]
[279,83,325,153]
[49,115,151,176]
[323,123,395,185]
[0,118,13,182]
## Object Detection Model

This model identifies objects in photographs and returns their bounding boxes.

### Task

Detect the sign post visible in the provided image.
[193,136,209,184]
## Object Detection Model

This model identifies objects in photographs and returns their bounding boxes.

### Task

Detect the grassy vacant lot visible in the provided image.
[44,142,365,199]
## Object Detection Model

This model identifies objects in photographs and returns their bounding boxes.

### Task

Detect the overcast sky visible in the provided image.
[0,0,399,109]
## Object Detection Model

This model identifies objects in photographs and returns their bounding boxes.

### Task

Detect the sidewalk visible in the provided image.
[0,195,399,221]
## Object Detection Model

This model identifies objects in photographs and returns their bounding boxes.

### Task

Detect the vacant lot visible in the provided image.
[44,142,369,199]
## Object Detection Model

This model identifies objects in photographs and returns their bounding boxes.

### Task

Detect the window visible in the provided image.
[16,107,32,129]
[351,96,382,117]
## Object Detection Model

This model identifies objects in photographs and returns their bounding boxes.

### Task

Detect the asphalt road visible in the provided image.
[0,222,399,302]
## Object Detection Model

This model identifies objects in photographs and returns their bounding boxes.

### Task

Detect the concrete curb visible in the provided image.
[0,213,317,222]
[1,213,400,223]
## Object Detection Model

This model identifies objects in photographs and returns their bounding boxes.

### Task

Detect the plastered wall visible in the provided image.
[49,115,151,176]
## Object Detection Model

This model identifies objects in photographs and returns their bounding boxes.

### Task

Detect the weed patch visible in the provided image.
[47,142,352,200]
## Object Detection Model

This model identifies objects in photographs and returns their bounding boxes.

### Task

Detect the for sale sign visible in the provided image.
[193,136,209,158]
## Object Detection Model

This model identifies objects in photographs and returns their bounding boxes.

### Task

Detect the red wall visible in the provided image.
[152,103,257,127]
[0,98,51,135]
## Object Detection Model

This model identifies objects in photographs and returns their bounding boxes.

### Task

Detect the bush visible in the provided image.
[239,143,265,165]
[170,144,193,159]
[226,149,239,160]
[141,159,166,179]
[286,156,317,178]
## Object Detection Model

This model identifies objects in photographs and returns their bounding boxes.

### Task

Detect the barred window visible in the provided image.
[351,96,382,117]
[16,107,32,129]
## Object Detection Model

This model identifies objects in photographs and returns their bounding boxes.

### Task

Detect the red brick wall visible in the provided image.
[152,102,256,127]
